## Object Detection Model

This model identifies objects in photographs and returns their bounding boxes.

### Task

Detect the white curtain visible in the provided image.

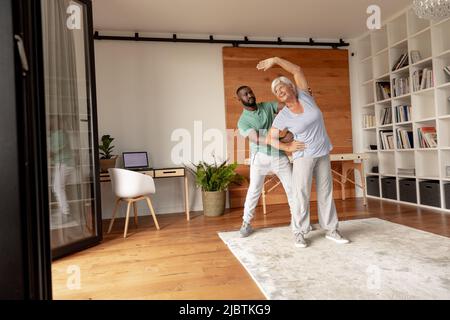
[42,0,93,248]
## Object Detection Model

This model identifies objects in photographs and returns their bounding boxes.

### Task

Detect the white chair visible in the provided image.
[107,168,160,238]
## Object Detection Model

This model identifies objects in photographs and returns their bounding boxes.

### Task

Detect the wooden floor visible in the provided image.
[52,198,450,300]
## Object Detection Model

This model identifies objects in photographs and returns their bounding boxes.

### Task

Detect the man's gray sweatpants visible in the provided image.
[243,152,298,224]
[292,154,339,234]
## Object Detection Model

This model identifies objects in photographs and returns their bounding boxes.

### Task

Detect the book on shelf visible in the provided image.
[412,68,433,91]
[392,77,410,97]
[392,53,409,71]
[410,50,422,64]
[363,114,375,128]
[388,135,394,149]
[421,68,433,89]
[376,81,391,101]
[396,127,414,149]
[417,127,438,148]
[412,69,422,91]
[380,107,392,125]
[394,105,412,123]
[397,168,416,176]
[379,130,394,149]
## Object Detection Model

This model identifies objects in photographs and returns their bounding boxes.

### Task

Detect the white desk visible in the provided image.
[100,167,190,220]
[244,153,369,214]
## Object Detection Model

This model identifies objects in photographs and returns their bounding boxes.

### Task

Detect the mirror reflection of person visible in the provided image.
[49,116,75,223]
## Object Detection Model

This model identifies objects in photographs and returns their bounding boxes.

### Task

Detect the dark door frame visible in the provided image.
[0,0,101,299]
[49,0,103,260]
[0,0,54,299]
[15,0,102,263]
[0,0,29,300]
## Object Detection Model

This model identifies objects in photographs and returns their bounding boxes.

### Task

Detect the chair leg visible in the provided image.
[107,198,121,234]
[145,196,160,230]
[133,202,138,226]
[123,201,132,238]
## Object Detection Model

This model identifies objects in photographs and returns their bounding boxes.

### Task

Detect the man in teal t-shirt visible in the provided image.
[49,117,75,220]
[236,85,304,237]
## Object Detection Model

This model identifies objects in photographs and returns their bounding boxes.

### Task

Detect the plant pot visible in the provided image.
[201,190,226,217]
[100,156,118,173]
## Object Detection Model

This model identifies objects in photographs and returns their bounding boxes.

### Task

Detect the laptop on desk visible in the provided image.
[122,151,152,171]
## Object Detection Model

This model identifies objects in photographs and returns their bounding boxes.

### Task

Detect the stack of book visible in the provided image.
[376,81,391,101]
[380,107,392,125]
[379,130,394,149]
[396,127,414,149]
[410,50,422,64]
[363,114,375,128]
[395,105,412,123]
[392,53,409,71]
[412,68,434,91]
[398,168,416,176]
[417,127,438,148]
[392,77,410,97]
[99,172,111,182]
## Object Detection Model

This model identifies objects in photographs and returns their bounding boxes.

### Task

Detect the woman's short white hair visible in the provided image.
[271,76,297,95]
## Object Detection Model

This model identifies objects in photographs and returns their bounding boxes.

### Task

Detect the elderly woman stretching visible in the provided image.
[258,57,350,248]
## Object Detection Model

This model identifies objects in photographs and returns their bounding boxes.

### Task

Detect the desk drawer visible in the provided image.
[154,168,184,178]
[141,171,154,178]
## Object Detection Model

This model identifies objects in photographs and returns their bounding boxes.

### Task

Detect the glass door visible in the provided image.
[41,0,101,258]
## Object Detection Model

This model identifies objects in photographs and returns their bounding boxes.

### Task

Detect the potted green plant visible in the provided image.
[99,134,118,173]
[187,159,244,217]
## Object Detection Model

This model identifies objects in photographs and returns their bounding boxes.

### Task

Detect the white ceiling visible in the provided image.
[92,0,412,40]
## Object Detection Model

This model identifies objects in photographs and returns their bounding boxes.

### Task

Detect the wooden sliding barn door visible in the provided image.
[223,47,353,209]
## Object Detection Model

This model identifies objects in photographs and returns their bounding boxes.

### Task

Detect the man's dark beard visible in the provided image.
[242,100,257,107]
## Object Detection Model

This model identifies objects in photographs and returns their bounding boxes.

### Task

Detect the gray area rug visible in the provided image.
[218,218,450,300]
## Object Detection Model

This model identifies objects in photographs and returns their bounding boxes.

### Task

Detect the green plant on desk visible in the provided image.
[186,159,244,217]
[99,134,117,172]
[99,134,115,159]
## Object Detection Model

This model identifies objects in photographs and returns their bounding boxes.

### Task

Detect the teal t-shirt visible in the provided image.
[49,130,75,167]
[237,101,285,157]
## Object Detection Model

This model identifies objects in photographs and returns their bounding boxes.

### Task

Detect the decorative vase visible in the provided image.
[99,155,118,173]
[201,190,226,217]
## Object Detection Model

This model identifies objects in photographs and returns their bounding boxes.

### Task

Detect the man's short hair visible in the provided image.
[236,85,250,96]
[271,76,297,95]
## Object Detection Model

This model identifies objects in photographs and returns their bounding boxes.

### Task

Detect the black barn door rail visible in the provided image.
[93,32,349,48]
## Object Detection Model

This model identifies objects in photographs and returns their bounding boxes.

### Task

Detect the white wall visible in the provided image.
[348,44,362,154]
[94,38,365,218]
[347,43,364,197]
[95,41,228,218]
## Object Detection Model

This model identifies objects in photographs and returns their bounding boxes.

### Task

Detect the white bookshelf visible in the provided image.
[354,6,450,212]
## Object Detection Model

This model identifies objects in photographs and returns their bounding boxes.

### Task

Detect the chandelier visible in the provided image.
[413,0,450,19]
